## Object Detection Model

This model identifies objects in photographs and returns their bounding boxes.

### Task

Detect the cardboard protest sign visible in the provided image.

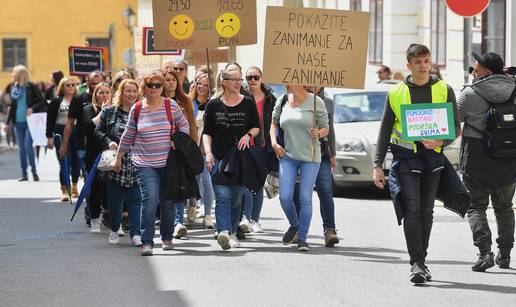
[185,48,229,65]
[143,27,183,55]
[68,46,108,76]
[262,6,369,89]
[400,103,456,141]
[152,0,257,49]
[26,113,47,147]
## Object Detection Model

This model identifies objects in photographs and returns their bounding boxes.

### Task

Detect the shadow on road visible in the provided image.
[429,280,516,294]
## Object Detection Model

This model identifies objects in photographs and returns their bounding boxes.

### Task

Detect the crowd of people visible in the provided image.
[0,59,340,256]
[1,44,515,285]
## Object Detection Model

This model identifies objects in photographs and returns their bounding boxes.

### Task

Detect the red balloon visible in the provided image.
[445,0,490,17]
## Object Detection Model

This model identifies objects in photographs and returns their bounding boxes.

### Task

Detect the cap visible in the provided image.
[472,52,505,74]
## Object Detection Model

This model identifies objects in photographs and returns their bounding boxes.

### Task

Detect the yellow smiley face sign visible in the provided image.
[215,12,241,38]
[168,14,194,40]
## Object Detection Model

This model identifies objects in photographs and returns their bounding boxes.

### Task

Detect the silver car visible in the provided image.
[326,84,460,189]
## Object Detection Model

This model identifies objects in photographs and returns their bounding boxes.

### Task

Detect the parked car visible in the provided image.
[325,84,461,189]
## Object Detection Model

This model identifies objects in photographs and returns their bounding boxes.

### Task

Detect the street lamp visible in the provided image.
[123,5,136,34]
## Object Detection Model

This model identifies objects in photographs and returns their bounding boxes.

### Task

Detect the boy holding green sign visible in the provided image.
[373,44,470,284]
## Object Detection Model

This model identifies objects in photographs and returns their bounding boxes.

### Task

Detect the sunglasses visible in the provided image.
[246,75,261,81]
[146,82,163,89]
[173,67,185,72]
[65,83,76,87]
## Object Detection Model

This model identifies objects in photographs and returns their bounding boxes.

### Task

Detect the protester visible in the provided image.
[45,70,64,102]
[5,65,45,181]
[95,79,142,246]
[430,64,443,80]
[203,68,260,250]
[376,65,392,82]
[46,77,80,201]
[392,71,405,81]
[293,87,339,247]
[457,51,516,271]
[164,60,190,94]
[270,85,329,251]
[373,44,468,284]
[162,69,198,238]
[111,70,132,93]
[189,73,215,229]
[239,66,277,234]
[1,83,16,146]
[117,72,190,256]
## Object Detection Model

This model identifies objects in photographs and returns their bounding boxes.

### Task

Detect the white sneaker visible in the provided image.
[90,218,101,233]
[117,224,125,236]
[173,223,187,239]
[131,235,142,247]
[108,231,119,244]
[239,217,251,233]
[186,204,198,222]
[229,234,241,248]
[217,231,231,250]
[250,220,264,233]
[203,215,214,229]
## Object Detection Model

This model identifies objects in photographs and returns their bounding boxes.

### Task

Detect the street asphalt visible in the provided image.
[0,148,515,307]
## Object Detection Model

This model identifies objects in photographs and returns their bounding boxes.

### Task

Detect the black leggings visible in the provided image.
[85,158,107,220]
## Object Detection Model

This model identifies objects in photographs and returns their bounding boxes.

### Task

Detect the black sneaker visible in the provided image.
[423,264,432,281]
[410,263,426,284]
[495,252,510,269]
[18,176,28,182]
[472,252,495,272]
[298,240,310,251]
[33,174,39,181]
[236,226,246,240]
[282,226,299,245]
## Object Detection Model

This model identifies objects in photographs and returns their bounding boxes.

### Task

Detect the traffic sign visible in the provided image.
[445,0,490,17]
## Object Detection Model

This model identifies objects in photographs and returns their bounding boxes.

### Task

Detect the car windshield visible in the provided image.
[333,91,387,123]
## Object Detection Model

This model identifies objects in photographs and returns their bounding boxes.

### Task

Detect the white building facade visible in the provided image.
[136,0,516,89]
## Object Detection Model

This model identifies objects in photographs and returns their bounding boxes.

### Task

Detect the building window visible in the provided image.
[482,0,505,59]
[350,0,361,11]
[2,39,27,71]
[369,0,383,64]
[86,38,110,49]
[430,0,446,67]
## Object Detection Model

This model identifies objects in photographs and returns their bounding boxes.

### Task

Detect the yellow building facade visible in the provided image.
[0,0,137,88]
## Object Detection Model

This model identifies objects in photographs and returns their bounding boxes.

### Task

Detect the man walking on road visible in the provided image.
[457,52,516,271]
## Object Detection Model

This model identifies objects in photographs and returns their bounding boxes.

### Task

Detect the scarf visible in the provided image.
[10,84,27,100]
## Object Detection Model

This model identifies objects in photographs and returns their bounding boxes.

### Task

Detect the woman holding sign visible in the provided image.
[270,85,329,251]
[373,44,467,284]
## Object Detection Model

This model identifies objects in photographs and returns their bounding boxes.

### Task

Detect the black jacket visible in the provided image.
[254,84,277,149]
[46,96,68,138]
[7,82,46,124]
[94,106,124,150]
[212,145,267,194]
[389,145,471,225]
[163,131,204,202]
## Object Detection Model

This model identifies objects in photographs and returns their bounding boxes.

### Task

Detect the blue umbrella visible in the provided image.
[71,154,101,221]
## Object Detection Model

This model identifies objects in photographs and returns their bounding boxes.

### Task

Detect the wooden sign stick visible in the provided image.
[312,86,317,162]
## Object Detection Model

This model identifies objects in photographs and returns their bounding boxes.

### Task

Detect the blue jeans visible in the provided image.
[53,125,80,185]
[106,181,142,238]
[197,163,214,217]
[279,156,320,242]
[242,188,264,222]
[135,167,177,246]
[14,122,36,177]
[294,156,336,230]
[210,160,246,233]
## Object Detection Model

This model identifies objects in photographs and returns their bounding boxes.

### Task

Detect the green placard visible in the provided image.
[400,103,456,141]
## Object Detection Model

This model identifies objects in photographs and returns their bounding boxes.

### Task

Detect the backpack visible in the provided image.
[470,85,516,158]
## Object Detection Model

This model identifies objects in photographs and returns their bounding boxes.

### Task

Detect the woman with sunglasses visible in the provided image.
[238,66,277,234]
[95,79,142,246]
[270,85,329,251]
[46,77,81,201]
[117,72,190,256]
[189,73,215,229]
[162,69,198,238]
[83,83,113,234]
[203,68,260,250]
[170,60,191,94]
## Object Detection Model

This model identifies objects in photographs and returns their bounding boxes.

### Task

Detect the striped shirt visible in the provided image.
[118,98,190,168]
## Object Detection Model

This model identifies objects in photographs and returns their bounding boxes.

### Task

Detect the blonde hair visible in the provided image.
[13,65,30,85]
[91,82,112,109]
[113,79,139,108]
[56,77,77,97]
[216,68,240,98]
